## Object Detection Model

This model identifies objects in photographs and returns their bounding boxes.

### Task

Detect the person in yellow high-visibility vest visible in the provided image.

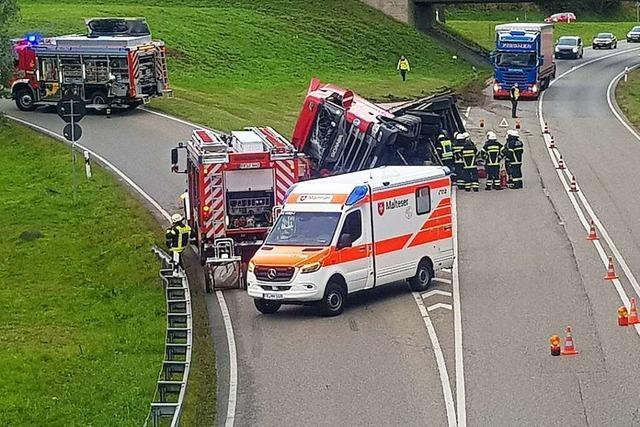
[165,213,192,271]
[397,55,411,81]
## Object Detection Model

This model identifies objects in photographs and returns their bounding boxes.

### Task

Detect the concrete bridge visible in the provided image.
[362,0,531,31]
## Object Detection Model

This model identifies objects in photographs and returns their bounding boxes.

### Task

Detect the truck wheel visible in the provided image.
[408,260,433,292]
[90,91,109,113]
[319,281,346,316]
[15,88,37,111]
[254,299,282,314]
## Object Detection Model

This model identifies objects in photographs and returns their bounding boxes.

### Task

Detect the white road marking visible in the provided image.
[464,106,471,118]
[451,188,466,427]
[4,113,240,425]
[141,107,206,129]
[412,291,457,427]
[607,66,640,142]
[538,51,640,337]
[432,277,453,285]
[427,303,453,312]
[422,289,452,299]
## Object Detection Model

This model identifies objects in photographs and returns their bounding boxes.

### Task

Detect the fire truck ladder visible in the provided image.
[155,46,173,96]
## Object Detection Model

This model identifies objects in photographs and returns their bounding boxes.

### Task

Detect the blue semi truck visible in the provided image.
[492,23,556,100]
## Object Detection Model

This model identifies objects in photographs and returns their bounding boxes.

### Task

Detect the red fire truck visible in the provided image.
[9,18,171,111]
[171,127,310,290]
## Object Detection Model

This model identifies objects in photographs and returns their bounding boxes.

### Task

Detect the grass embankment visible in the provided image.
[445,5,640,51]
[615,69,640,127]
[0,118,165,425]
[12,0,480,133]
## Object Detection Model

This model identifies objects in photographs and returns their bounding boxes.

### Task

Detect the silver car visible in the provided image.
[592,33,617,49]
[627,26,640,42]
[555,36,583,59]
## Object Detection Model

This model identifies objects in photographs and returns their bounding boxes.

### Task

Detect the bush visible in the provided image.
[534,0,621,15]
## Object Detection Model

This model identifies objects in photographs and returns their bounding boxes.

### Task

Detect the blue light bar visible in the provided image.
[345,185,368,206]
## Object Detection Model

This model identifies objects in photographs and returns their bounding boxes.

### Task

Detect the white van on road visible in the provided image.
[247,166,455,316]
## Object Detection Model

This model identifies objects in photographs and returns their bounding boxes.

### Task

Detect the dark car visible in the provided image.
[545,12,577,23]
[592,33,617,49]
[627,26,640,42]
[554,36,583,59]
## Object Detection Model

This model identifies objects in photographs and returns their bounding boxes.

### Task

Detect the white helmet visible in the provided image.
[486,131,497,141]
[462,132,470,139]
[171,213,184,224]
[507,129,520,138]
[455,133,466,141]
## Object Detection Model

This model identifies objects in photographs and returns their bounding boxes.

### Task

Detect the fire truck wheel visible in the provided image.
[15,88,37,112]
[90,91,108,110]
[319,281,346,317]
[408,259,433,292]
[254,299,282,314]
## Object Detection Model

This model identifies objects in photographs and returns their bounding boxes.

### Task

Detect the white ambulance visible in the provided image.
[246,166,454,316]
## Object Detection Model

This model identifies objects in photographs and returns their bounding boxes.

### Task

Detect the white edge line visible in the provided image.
[427,303,453,312]
[141,107,205,129]
[451,188,466,427]
[412,291,457,427]
[4,113,240,424]
[464,106,471,118]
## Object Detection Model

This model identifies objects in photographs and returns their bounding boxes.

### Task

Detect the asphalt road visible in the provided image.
[4,41,640,426]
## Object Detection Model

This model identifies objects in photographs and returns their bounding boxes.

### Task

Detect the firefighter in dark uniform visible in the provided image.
[435,132,455,173]
[165,213,192,270]
[510,83,520,119]
[461,135,479,192]
[480,131,504,190]
[453,132,466,188]
[503,129,524,189]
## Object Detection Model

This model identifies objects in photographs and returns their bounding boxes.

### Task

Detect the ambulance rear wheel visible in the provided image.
[408,259,433,292]
[15,89,37,111]
[254,299,281,314]
[319,281,346,317]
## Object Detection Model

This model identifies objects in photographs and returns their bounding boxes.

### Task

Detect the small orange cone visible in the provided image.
[561,326,579,356]
[515,119,521,129]
[557,156,566,170]
[619,305,630,326]
[629,298,639,325]
[569,176,578,192]
[544,122,549,134]
[480,119,485,128]
[604,256,619,280]
[550,335,561,356]
[549,135,556,149]
[587,220,598,241]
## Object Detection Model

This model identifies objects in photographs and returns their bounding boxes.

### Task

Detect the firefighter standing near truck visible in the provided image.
[397,56,411,81]
[165,213,192,271]
[461,135,480,192]
[480,131,504,190]
[503,129,524,189]
[453,133,466,188]
[510,83,520,118]
[436,132,455,173]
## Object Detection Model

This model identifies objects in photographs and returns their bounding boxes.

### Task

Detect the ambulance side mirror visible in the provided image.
[337,233,353,250]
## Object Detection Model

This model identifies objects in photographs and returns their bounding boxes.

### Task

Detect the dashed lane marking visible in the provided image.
[422,290,453,299]
[428,303,453,312]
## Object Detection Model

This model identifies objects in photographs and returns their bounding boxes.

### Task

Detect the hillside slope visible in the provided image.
[12,0,479,132]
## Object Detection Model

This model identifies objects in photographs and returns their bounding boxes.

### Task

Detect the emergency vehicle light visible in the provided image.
[25,32,43,45]
[345,185,368,206]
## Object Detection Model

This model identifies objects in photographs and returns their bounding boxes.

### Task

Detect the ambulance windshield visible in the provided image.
[266,211,340,246]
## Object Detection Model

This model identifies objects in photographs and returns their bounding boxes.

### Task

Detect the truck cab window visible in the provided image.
[416,187,431,215]
[339,210,362,242]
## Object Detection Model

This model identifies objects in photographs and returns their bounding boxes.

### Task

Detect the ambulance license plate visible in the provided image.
[263,292,284,300]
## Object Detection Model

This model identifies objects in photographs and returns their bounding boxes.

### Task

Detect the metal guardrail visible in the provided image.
[145,246,193,427]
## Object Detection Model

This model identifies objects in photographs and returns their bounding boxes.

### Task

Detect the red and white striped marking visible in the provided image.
[273,160,296,204]
[128,50,140,98]
[204,164,225,239]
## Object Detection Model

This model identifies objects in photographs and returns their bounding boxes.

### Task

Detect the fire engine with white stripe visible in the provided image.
[171,127,310,291]
[9,18,171,111]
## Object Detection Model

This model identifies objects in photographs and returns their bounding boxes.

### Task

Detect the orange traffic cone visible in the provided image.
[561,326,579,356]
[550,335,561,356]
[587,220,598,241]
[557,156,566,170]
[549,135,556,149]
[515,119,521,129]
[569,176,578,192]
[619,305,630,326]
[480,119,485,128]
[544,122,549,134]
[629,298,639,325]
[604,256,619,280]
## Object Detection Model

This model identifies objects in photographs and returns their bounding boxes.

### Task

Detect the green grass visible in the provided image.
[447,20,639,51]
[0,118,165,425]
[12,0,479,132]
[616,68,640,128]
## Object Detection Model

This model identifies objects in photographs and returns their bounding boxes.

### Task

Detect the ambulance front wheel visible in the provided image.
[254,299,282,314]
[408,259,433,292]
[319,281,346,317]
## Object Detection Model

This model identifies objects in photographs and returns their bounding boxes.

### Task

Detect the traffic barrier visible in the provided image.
[557,156,566,170]
[587,220,598,241]
[569,176,578,192]
[561,326,579,356]
[548,135,555,149]
[550,335,561,356]
[146,246,193,427]
[544,122,549,134]
[629,297,639,325]
[604,256,619,280]
[618,305,629,326]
